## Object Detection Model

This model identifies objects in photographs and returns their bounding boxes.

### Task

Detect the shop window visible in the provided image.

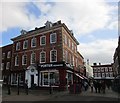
[43,72,49,86]
[11,73,18,85]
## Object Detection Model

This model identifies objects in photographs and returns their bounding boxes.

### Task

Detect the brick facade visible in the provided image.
[1,20,86,90]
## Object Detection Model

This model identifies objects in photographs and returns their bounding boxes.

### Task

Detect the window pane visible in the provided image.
[50,33,56,43]
[23,40,28,49]
[31,38,36,47]
[43,72,48,85]
[40,36,46,45]
[51,50,57,62]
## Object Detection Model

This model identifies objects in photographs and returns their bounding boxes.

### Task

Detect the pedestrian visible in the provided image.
[97,81,101,93]
[84,81,88,91]
[101,80,106,93]
[90,81,94,93]
[93,80,98,93]
[25,80,28,95]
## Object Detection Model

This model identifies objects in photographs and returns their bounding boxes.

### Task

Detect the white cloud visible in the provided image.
[1,0,118,35]
[78,38,118,65]
[34,1,113,36]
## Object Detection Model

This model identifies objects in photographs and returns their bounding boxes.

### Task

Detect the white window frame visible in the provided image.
[6,62,10,70]
[65,35,67,45]
[110,72,113,77]
[101,67,104,72]
[40,51,46,63]
[16,42,20,51]
[23,40,28,49]
[65,50,68,63]
[105,67,108,72]
[40,36,46,46]
[50,33,57,44]
[1,63,4,70]
[7,51,11,58]
[109,67,112,72]
[106,73,109,77]
[102,73,105,77]
[50,49,57,62]
[22,54,27,65]
[72,43,74,50]
[98,73,101,77]
[15,56,19,66]
[31,52,36,64]
[68,39,71,48]
[31,38,36,47]
[2,53,5,59]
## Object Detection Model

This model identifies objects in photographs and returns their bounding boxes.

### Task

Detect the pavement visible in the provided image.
[1,86,120,102]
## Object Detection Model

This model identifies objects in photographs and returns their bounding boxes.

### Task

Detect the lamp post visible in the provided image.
[17,74,20,95]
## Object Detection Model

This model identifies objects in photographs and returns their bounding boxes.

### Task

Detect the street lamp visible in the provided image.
[17,74,20,95]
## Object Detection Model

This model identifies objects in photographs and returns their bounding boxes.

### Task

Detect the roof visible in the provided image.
[11,20,79,45]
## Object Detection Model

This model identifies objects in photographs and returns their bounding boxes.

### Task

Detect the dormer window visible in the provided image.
[31,38,36,47]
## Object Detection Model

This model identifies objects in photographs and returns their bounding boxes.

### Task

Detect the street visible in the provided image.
[1,86,120,102]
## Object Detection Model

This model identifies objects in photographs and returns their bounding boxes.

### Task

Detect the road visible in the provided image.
[46,95,119,101]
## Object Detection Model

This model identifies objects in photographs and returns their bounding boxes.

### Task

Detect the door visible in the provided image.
[31,75,34,88]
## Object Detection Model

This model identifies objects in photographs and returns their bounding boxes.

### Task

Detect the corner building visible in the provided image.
[3,21,85,90]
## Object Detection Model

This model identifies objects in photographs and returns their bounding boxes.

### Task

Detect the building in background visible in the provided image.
[1,44,13,85]
[113,36,120,77]
[1,20,86,90]
[92,63,114,86]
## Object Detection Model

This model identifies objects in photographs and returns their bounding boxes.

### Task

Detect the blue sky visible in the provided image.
[1,0,119,65]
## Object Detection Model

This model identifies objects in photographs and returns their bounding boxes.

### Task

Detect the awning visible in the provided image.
[81,75,88,79]
[75,73,84,79]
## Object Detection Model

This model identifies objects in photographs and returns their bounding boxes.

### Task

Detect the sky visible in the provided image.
[0,0,119,65]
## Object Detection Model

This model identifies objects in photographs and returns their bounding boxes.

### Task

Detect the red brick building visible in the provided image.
[1,44,12,85]
[1,21,86,90]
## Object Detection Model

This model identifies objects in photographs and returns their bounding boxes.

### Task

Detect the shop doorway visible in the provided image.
[31,75,34,88]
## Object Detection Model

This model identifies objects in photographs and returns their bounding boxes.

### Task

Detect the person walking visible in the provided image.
[97,81,101,93]
[90,81,94,93]
[93,80,98,93]
[101,80,106,94]
[25,80,28,95]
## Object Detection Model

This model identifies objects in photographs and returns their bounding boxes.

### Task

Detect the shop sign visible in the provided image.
[39,63,64,68]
